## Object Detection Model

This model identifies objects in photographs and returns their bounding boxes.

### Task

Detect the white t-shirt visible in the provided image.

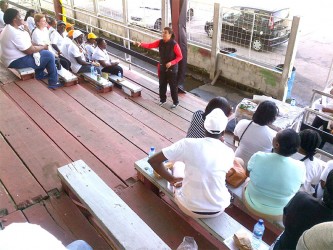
[292,152,326,194]
[92,46,109,62]
[68,42,85,73]
[26,16,35,33]
[234,119,276,166]
[316,161,333,198]
[163,137,234,212]
[31,27,56,55]
[50,29,64,53]
[0,25,32,67]
[61,37,73,60]
[0,223,67,250]
[0,10,5,31]
[85,43,95,61]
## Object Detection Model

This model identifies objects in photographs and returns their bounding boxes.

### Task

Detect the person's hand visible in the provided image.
[170,177,183,187]
[43,44,48,50]
[166,62,172,69]
[91,61,100,67]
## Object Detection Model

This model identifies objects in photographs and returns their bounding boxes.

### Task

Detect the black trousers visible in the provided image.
[159,67,178,105]
[59,55,71,71]
[311,115,329,148]
[102,65,123,76]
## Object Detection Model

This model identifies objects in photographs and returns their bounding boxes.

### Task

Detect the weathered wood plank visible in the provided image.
[0,134,47,209]
[1,210,27,227]
[0,89,70,192]
[0,65,17,84]
[16,79,144,181]
[2,83,124,189]
[0,180,15,216]
[58,160,170,250]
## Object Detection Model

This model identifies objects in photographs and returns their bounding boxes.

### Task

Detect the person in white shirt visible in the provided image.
[149,108,234,218]
[68,30,100,74]
[24,9,35,33]
[0,222,92,250]
[0,8,61,89]
[92,38,123,76]
[316,160,333,199]
[85,32,97,61]
[233,100,278,167]
[0,0,8,33]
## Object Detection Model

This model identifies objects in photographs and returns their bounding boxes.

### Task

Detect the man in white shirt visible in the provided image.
[0,1,8,32]
[149,108,234,218]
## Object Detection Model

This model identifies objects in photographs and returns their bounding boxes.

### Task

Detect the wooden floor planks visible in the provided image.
[2,83,124,189]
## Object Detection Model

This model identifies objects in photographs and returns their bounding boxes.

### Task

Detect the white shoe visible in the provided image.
[171,103,179,109]
[159,101,166,106]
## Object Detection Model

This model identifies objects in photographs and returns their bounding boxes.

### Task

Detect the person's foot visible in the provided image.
[48,82,64,89]
[159,101,166,106]
[171,103,179,109]
[36,72,49,80]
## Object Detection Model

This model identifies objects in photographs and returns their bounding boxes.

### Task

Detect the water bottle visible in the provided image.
[90,65,94,76]
[291,98,296,106]
[118,71,122,78]
[148,146,155,158]
[252,219,265,249]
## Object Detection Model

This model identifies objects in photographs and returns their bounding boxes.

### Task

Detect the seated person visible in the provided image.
[68,30,100,74]
[186,96,232,138]
[92,38,123,76]
[0,9,61,89]
[243,129,306,221]
[316,160,333,198]
[293,129,325,195]
[0,222,92,250]
[296,222,333,250]
[234,100,278,167]
[85,32,97,61]
[149,108,234,218]
[272,170,333,250]
[31,14,70,70]
[24,9,35,33]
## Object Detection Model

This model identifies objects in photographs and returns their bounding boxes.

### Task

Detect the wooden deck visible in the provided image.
[0,66,278,249]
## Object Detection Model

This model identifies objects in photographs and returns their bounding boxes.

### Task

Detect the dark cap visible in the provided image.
[57,20,66,26]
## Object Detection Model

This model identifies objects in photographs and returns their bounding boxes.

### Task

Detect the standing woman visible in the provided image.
[134,27,183,109]
[24,9,35,33]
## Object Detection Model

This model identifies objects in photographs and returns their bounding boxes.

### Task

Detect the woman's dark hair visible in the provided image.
[24,9,35,21]
[276,128,300,156]
[163,27,175,39]
[96,37,104,46]
[323,170,333,209]
[3,8,18,24]
[299,129,321,161]
[203,96,232,119]
[252,100,279,126]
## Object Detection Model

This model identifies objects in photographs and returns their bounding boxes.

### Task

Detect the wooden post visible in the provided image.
[210,3,222,81]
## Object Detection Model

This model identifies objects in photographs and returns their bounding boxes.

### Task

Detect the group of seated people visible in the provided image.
[0,5,122,89]
[149,96,333,249]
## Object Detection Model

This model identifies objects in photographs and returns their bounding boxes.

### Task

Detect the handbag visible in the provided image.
[226,159,247,188]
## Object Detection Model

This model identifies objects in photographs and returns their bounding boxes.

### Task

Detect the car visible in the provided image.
[204,4,291,51]
[129,0,194,31]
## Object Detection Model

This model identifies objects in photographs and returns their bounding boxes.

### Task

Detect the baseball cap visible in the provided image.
[204,108,228,134]
[73,30,83,39]
[87,32,97,39]
[66,22,73,29]
[57,20,66,26]
[67,30,74,38]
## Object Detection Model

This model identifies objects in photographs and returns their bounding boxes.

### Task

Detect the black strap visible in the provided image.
[239,121,253,141]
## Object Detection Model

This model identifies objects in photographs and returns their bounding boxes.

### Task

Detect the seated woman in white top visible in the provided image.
[24,9,35,33]
[85,32,97,61]
[92,38,123,76]
[0,8,61,89]
[233,100,278,167]
[68,30,100,74]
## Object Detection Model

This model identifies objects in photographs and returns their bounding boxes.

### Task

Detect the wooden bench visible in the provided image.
[58,160,170,250]
[135,158,269,249]
[57,67,78,87]
[82,72,113,93]
[109,75,142,97]
[9,67,35,80]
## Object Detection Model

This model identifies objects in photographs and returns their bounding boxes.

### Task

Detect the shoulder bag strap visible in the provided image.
[239,121,253,141]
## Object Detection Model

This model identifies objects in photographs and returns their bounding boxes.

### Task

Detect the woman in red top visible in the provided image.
[134,27,183,109]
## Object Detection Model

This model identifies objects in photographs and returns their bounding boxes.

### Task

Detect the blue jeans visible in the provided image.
[9,50,58,85]
[66,240,93,250]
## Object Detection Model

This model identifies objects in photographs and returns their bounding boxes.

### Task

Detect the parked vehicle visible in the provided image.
[204,4,291,51]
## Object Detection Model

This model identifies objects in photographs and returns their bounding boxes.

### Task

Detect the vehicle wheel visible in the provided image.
[252,38,263,51]
[207,26,213,38]
[186,8,194,21]
[154,18,162,31]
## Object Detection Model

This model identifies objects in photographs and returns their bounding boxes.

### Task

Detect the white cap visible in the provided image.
[73,30,83,39]
[204,108,228,134]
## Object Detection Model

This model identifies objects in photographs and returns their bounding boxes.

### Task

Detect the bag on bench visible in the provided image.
[226,160,247,188]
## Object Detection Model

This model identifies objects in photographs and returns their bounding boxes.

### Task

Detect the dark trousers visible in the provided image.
[59,55,71,71]
[102,65,123,75]
[77,65,101,74]
[159,68,178,104]
[312,115,329,148]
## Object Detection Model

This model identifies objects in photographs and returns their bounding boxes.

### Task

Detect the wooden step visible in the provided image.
[2,83,124,189]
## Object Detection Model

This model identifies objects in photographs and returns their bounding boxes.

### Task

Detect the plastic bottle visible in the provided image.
[148,147,155,158]
[118,71,122,78]
[291,98,296,106]
[252,219,265,249]
[90,66,94,76]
